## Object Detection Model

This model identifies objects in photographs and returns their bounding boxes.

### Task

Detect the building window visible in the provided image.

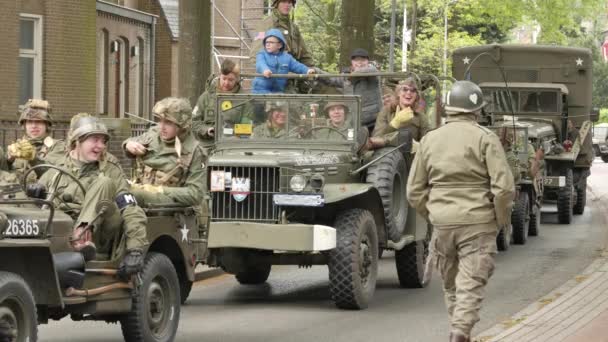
[98,29,109,114]
[19,14,43,105]
[136,37,145,116]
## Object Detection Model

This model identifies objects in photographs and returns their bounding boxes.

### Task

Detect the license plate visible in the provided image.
[543,176,565,187]
[3,219,41,237]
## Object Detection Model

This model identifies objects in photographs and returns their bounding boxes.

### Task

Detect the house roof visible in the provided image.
[159,0,179,39]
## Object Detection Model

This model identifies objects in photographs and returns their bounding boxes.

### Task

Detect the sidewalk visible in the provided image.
[476,184,608,342]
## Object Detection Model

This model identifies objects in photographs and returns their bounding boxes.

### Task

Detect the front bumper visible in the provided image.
[207,221,336,252]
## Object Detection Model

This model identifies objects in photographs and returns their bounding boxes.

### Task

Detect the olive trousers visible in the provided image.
[430,223,498,337]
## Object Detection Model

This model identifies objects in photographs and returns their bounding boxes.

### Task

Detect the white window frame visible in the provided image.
[19,13,43,102]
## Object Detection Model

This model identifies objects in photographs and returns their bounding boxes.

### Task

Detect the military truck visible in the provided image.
[453,44,597,224]
[593,123,608,162]
[204,92,432,310]
[0,165,206,341]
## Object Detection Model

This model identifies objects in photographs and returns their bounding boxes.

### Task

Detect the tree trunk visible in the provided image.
[340,0,376,69]
[178,0,212,104]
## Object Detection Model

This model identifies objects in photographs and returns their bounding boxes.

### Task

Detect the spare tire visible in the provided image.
[366,148,408,242]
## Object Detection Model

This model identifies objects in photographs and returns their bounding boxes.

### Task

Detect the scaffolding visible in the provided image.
[211,0,270,73]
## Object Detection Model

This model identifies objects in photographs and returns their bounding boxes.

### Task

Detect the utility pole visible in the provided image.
[388,0,397,72]
[179,0,212,104]
[401,2,408,71]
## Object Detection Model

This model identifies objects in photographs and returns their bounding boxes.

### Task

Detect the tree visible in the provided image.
[179,0,212,104]
[339,0,376,68]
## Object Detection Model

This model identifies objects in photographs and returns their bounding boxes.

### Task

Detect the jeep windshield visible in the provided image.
[215,94,359,144]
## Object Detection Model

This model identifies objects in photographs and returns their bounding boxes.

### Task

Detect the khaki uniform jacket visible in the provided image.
[124,127,206,207]
[313,119,351,141]
[407,114,515,228]
[9,135,66,179]
[372,107,429,145]
[250,9,314,67]
[37,155,148,250]
[192,80,249,146]
[253,122,287,139]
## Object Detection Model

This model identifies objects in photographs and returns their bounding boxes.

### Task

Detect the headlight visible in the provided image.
[289,175,307,192]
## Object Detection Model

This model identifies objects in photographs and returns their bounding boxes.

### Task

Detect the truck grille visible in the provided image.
[210,166,281,223]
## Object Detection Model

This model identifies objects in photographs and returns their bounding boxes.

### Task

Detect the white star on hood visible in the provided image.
[180,224,189,242]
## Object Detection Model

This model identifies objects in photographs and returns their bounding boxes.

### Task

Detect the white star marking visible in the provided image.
[463,56,470,64]
[576,58,583,66]
[180,224,189,242]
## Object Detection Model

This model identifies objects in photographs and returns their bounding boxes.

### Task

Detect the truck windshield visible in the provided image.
[215,95,359,144]
[484,89,559,114]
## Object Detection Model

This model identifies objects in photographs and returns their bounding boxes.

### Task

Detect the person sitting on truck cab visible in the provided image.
[123,98,206,209]
[368,78,430,149]
[28,116,148,276]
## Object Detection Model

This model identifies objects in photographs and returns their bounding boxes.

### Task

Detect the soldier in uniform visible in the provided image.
[28,116,148,278]
[253,101,289,139]
[369,78,430,149]
[313,102,352,140]
[407,81,515,342]
[6,99,66,180]
[192,59,251,148]
[123,97,206,208]
[250,0,314,67]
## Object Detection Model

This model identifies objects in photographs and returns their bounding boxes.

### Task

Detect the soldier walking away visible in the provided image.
[6,99,65,180]
[27,116,148,280]
[124,97,206,208]
[407,81,515,342]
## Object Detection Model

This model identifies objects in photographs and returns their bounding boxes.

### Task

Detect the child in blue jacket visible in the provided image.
[252,29,315,94]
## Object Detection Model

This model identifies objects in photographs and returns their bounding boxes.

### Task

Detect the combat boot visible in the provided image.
[70,224,97,261]
[449,331,470,342]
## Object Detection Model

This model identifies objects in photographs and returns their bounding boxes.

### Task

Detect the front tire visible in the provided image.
[366,148,408,242]
[0,272,37,342]
[573,177,587,215]
[557,169,574,224]
[512,192,530,244]
[602,155,608,163]
[120,252,180,342]
[528,207,540,236]
[235,265,271,285]
[328,209,378,310]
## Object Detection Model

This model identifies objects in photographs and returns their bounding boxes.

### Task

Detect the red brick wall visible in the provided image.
[0,2,20,118]
[43,1,97,121]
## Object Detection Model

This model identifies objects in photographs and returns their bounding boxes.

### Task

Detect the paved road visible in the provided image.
[40,160,608,342]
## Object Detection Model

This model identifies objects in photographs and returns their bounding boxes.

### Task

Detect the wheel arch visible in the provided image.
[148,235,194,283]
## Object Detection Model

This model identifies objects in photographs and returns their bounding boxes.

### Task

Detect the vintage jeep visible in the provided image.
[593,123,608,163]
[453,44,597,224]
[0,165,206,341]
[204,93,431,310]
[488,124,543,251]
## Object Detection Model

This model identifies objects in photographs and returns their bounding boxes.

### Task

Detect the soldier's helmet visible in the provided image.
[272,0,296,7]
[265,101,289,113]
[153,97,192,129]
[324,102,349,114]
[69,115,110,147]
[19,99,53,126]
[444,80,486,114]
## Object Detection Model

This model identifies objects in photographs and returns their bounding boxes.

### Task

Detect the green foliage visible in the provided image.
[599,108,608,124]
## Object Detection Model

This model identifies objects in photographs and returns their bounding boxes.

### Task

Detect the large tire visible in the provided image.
[512,192,530,245]
[121,252,180,342]
[602,155,608,163]
[557,169,574,224]
[328,209,378,310]
[179,280,193,305]
[366,148,408,242]
[573,177,587,215]
[395,225,431,288]
[496,225,511,251]
[0,272,37,342]
[528,207,540,236]
[235,265,271,285]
